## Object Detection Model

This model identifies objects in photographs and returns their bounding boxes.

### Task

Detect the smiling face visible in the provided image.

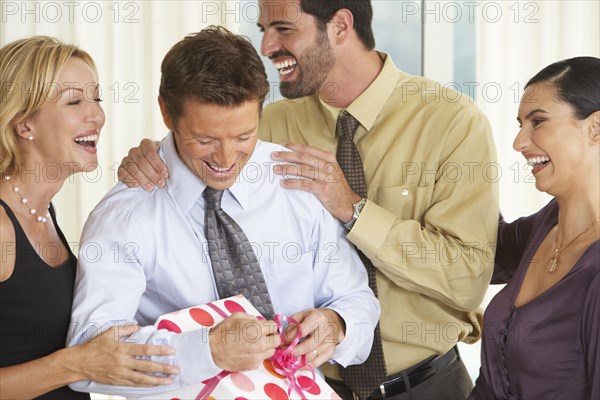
[258,0,335,99]
[160,98,259,191]
[514,83,595,195]
[19,57,104,177]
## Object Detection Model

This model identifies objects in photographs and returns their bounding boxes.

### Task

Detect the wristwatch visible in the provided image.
[344,197,367,230]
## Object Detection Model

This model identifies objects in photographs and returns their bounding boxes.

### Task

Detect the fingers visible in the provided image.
[119,139,167,191]
[119,158,157,191]
[98,326,175,354]
[307,346,331,367]
[280,143,336,161]
[124,342,177,358]
[94,326,180,375]
[272,147,337,168]
[128,356,180,376]
[117,162,139,188]
[273,162,342,183]
[270,148,347,191]
[271,147,358,222]
[141,139,168,179]
[278,176,326,195]
[105,368,174,387]
[283,309,344,367]
[210,315,281,371]
[271,149,343,195]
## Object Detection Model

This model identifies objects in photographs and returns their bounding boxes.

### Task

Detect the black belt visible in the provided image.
[327,346,460,399]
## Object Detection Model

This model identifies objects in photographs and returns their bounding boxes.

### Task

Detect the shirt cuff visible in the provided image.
[328,310,353,367]
[347,200,396,261]
[173,328,222,385]
[326,307,372,368]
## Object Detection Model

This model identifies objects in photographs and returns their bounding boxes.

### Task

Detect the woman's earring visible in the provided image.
[28,136,33,141]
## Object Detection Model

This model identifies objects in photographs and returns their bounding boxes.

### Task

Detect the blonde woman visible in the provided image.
[0,36,178,399]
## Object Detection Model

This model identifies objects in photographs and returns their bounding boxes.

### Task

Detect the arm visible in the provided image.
[0,327,177,399]
[582,269,600,399]
[117,139,167,190]
[272,111,498,312]
[67,204,221,396]
[351,111,498,311]
[208,313,280,372]
[286,207,380,368]
[0,212,176,399]
[492,211,540,284]
[68,201,281,395]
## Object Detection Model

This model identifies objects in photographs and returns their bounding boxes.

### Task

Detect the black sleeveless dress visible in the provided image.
[0,200,89,400]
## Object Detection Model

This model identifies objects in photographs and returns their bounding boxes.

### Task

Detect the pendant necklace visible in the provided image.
[548,216,600,272]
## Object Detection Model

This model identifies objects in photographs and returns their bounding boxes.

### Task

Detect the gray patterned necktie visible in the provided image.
[203,187,274,320]
[336,111,387,399]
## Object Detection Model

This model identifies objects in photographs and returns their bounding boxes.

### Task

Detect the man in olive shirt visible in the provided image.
[258,2,498,399]
[121,1,498,399]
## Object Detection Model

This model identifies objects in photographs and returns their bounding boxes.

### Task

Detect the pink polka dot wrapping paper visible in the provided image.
[141,295,341,400]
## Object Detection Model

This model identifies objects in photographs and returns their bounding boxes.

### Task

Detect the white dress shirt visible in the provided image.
[67,133,379,396]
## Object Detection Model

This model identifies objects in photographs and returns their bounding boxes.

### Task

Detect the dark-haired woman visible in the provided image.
[470,56,600,399]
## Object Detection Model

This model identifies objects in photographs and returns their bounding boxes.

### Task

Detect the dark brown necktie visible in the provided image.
[203,187,274,320]
[336,111,387,399]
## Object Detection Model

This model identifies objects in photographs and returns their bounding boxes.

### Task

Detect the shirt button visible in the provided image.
[401,189,409,196]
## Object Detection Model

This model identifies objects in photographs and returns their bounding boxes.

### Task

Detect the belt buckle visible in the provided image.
[379,383,387,399]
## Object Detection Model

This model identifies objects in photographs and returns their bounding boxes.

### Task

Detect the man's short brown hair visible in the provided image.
[159,25,269,125]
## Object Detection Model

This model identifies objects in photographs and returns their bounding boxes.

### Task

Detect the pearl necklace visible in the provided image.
[2,175,50,223]
[548,215,600,272]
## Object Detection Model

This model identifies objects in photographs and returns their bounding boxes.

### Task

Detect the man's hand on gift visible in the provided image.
[208,313,280,371]
[283,308,346,368]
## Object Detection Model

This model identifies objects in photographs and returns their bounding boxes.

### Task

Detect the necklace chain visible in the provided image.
[2,175,50,223]
[548,215,600,272]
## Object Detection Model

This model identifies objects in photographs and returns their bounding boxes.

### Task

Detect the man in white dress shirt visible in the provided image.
[67,26,379,396]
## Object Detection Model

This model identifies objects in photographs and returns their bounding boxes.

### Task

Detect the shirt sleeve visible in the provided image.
[310,206,380,367]
[67,204,221,396]
[347,109,498,312]
[492,208,544,284]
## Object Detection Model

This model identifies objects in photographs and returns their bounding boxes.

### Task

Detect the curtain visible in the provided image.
[477,0,600,221]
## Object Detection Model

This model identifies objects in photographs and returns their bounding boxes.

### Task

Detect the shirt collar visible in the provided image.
[160,132,253,214]
[319,52,401,132]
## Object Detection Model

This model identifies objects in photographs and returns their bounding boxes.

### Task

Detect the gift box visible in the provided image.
[142,295,340,400]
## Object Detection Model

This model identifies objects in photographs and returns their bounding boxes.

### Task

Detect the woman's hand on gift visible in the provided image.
[71,324,180,386]
[0,325,178,398]
[209,313,281,371]
[283,308,346,367]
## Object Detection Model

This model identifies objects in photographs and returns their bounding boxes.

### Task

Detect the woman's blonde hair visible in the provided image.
[0,36,97,174]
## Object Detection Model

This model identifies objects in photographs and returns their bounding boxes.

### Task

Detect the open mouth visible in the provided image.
[74,133,98,148]
[273,59,297,77]
[527,156,550,168]
[527,156,550,173]
[204,161,235,173]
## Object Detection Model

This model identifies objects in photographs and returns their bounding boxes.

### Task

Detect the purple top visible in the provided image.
[470,200,599,400]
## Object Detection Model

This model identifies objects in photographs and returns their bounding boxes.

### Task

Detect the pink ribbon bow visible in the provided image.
[270,314,315,400]
[196,312,315,400]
